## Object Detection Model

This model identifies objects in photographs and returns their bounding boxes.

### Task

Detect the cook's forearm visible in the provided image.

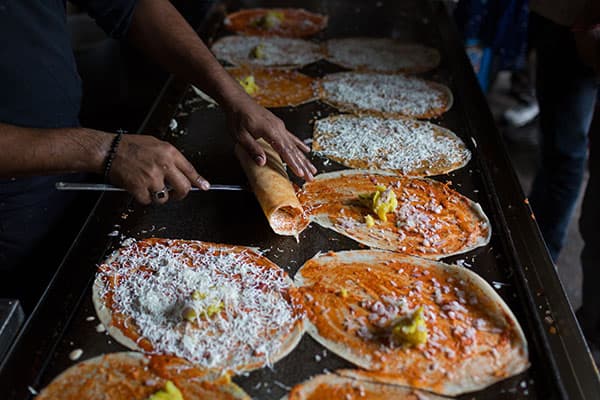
[127,0,247,111]
[0,123,110,178]
[125,0,316,180]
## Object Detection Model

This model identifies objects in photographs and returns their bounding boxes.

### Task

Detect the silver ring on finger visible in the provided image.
[152,186,169,202]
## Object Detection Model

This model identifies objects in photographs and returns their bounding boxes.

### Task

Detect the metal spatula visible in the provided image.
[55,182,245,192]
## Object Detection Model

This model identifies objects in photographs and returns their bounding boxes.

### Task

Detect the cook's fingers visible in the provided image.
[149,180,169,205]
[294,149,315,181]
[282,147,306,179]
[289,133,311,153]
[238,130,267,166]
[165,168,192,201]
[290,139,316,176]
[281,131,315,176]
[174,155,210,190]
[307,159,318,175]
[132,188,152,205]
[268,138,305,178]
[276,137,315,180]
[298,151,316,180]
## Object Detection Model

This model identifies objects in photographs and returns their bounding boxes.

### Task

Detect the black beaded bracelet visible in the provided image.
[103,131,124,182]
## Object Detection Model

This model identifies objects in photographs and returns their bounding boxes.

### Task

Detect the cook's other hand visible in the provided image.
[0,124,207,205]
[108,134,209,205]
[126,0,317,180]
[225,95,317,181]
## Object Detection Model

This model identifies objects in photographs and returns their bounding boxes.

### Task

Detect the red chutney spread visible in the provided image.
[298,173,490,258]
[35,353,244,399]
[297,252,524,393]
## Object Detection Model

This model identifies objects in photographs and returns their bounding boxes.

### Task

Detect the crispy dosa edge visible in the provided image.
[302,169,491,259]
[235,138,309,236]
[35,352,251,400]
[93,250,144,353]
[312,114,471,176]
[295,250,529,396]
[283,372,451,400]
[324,38,441,74]
[93,239,306,373]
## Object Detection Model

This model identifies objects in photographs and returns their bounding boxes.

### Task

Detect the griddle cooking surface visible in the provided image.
[2,1,597,399]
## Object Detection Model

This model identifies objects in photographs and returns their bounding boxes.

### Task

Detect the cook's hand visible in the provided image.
[226,96,317,180]
[108,134,209,205]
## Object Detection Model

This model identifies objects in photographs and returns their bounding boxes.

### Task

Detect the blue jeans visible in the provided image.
[529,13,598,261]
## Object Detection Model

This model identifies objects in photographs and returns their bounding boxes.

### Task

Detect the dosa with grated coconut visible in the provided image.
[212,35,322,69]
[325,38,440,74]
[313,115,471,176]
[319,72,452,119]
[93,238,304,374]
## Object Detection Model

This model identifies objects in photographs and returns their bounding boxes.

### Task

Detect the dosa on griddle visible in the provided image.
[235,139,308,236]
[212,35,322,69]
[325,37,440,74]
[224,8,328,38]
[319,72,452,119]
[93,238,304,374]
[286,373,449,400]
[295,250,529,396]
[228,67,319,108]
[36,352,250,400]
[298,170,490,259]
[313,115,471,176]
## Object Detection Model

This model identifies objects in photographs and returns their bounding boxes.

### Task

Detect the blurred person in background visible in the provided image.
[454,0,530,94]
[528,0,599,261]
[528,0,600,359]
[502,48,538,128]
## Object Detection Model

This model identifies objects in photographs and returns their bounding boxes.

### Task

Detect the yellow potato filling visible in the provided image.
[237,75,260,95]
[359,185,398,222]
[146,381,183,400]
[249,43,266,59]
[253,11,284,29]
[392,306,428,346]
[183,290,224,321]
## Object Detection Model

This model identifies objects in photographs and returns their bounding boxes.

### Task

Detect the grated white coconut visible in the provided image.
[321,72,450,118]
[211,35,322,68]
[97,240,300,372]
[325,38,440,73]
[314,115,470,175]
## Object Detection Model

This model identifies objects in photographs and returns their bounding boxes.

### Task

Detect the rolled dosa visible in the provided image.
[235,138,309,236]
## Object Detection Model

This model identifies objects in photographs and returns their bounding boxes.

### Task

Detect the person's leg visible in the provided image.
[579,105,600,345]
[529,13,598,261]
[504,51,539,128]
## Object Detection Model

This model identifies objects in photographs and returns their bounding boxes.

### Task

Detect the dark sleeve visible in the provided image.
[69,0,138,38]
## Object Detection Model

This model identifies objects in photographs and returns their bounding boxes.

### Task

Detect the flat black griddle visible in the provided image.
[1,0,599,398]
